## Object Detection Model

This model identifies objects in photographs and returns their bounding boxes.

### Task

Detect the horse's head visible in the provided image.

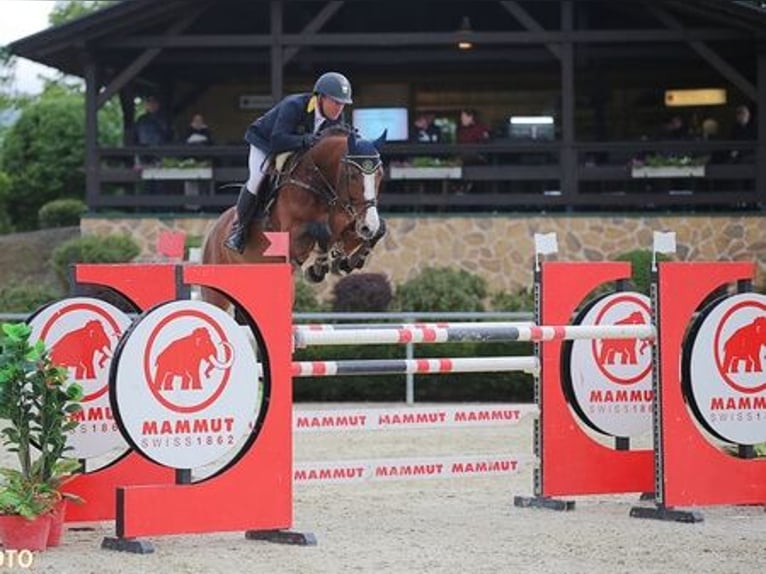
[336,129,386,241]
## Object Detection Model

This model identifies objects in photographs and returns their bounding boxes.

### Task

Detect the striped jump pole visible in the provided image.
[293,323,654,348]
[294,321,533,332]
[291,356,539,377]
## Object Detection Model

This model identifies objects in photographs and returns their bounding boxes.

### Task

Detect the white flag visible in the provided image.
[653,231,676,255]
[534,232,558,256]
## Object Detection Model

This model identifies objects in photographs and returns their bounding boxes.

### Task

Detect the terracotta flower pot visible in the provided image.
[47,500,68,548]
[0,513,51,551]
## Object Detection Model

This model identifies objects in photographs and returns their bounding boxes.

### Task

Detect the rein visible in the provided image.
[277,139,382,223]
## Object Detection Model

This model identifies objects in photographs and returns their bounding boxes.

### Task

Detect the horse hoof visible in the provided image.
[335,259,355,274]
[305,265,327,283]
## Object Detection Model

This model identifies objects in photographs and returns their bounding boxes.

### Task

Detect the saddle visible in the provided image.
[257,151,301,218]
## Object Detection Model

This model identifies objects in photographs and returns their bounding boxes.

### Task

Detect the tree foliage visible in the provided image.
[49,1,112,26]
[0,83,122,230]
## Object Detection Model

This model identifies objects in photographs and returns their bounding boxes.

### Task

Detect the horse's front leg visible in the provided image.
[303,221,332,283]
[337,218,387,274]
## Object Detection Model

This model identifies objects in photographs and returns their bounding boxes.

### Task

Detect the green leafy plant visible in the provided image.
[158,158,211,169]
[0,322,83,518]
[408,156,461,168]
[294,278,326,312]
[0,284,60,313]
[38,199,87,229]
[490,288,534,312]
[394,266,487,312]
[634,154,707,168]
[615,249,671,295]
[50,234,140,290]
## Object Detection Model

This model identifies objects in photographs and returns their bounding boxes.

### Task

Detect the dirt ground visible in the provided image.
[8,403,766,574]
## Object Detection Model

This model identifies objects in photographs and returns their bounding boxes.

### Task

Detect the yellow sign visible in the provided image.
[665,89,727,107]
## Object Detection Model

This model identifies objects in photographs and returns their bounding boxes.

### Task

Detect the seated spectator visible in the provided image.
[456,108,491,167]
[701,117,718,140]
[412,113,442,143]
[184,113,214,146]
[700,117,727,164]
[728,104,756,163]
[183,113,214,207]
[456,108,491,144]
[660,114,687,140]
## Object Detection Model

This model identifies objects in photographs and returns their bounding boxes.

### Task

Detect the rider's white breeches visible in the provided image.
[246,145,267,195]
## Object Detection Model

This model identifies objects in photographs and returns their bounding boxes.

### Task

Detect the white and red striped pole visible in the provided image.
[293,324,654,348]
[290,356,539,377]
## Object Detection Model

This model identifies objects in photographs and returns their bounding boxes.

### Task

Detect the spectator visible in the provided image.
[701,117,719,140]
[728,104,756,163]
[700,117,728,164]
[456,108,491,144]
[183,113,214,206]
[661,114,687,140]
[134,95,172,195]
[456,108,491,168]
[134,95,172,155]
[184,113,214,146]
[412,113,442,143]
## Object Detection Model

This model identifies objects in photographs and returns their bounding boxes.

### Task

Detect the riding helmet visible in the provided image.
[313,72,353,104]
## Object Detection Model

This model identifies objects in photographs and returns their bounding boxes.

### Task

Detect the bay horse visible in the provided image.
[201,127,387,311]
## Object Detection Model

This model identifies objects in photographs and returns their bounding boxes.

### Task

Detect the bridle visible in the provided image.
[278,139,382,230]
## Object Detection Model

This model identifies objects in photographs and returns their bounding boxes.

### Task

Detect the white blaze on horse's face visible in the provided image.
[359,172,380,239]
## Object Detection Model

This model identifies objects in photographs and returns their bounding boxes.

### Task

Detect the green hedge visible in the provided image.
[38,198,87,229]
[50,234,140,289]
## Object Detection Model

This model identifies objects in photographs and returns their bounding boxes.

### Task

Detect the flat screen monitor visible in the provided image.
[352,108,409,142]
[509,115,555,140]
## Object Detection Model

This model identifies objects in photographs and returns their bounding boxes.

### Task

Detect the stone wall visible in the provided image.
[81,214,766,301]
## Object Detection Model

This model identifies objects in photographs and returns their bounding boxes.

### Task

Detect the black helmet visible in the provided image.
[313,72,353,104]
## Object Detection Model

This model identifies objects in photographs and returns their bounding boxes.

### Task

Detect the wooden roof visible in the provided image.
[8,0,766,91]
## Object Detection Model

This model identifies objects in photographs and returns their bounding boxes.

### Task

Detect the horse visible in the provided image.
[201,127,387,311]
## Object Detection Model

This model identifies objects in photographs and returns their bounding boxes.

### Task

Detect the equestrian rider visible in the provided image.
[224,72,353,253]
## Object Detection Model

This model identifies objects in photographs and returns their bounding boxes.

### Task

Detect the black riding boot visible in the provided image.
[224,186,260,254]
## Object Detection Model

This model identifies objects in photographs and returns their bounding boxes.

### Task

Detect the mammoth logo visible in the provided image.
[721,316,766,374]
[154,326,234,391]
[597,311,650,366]
[50,319,115,380]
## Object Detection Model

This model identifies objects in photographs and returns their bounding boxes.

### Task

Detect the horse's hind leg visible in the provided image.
[200,285,232,313]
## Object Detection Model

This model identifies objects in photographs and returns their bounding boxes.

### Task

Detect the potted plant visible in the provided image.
[141,157,213,181]
[0,322,83,551]
[630,154,706,178]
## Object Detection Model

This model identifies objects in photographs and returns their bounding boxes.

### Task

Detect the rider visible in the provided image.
[224,71,353,253]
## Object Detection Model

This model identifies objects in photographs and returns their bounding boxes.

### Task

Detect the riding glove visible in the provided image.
[302,133,319,148]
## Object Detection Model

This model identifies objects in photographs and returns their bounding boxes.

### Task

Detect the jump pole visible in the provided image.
[294,324,654,348]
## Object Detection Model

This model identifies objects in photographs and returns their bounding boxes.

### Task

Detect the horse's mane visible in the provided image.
[317,123,355,139]
[315,123,382,158]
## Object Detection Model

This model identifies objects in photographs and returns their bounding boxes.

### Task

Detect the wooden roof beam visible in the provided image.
[23,0,190,59]
[283,1,344,66]
[500,0,561,60]
[96,2,211,108]
[647,4,757,101]
[105,28,741,49]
